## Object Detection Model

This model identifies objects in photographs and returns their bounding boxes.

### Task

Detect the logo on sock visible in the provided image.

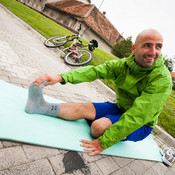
[51,106,57,110]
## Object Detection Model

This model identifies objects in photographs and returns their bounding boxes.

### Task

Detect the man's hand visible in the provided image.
[80,139,104,156]
[34,74,64,87]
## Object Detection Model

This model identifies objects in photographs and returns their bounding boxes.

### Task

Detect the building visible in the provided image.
[17,0,124,53]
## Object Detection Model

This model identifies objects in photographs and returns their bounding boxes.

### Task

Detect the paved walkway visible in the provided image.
[0,4,175,175]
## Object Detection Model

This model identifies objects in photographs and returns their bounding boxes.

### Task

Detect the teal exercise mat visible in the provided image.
[0,79,162,162]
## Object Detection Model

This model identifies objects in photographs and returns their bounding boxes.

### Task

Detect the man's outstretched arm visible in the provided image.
[34,74,64,87]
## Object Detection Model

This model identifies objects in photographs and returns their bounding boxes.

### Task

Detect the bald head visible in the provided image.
[135,29,163,46]
[132,29,163,67]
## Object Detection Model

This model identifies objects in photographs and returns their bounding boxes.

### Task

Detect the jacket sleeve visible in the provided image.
[60,60,119,84]
[98,70,172,149]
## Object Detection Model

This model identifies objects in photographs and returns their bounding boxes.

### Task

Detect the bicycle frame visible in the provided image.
[63,38,82,61]
[63,34,87,52]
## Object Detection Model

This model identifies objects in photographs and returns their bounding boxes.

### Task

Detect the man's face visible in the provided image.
[132,31,163,67]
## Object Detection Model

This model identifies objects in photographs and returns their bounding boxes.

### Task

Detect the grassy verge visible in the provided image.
[1,0,175,137]
[158,91,175,137]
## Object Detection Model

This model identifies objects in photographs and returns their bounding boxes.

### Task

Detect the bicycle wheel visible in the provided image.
[64,49,93,66]
[44,36,68,48]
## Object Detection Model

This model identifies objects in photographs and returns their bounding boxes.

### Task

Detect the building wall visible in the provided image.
[17,0,90,11]
[75,0,90,4]
[81,26,112,53]
[17,0,47,11]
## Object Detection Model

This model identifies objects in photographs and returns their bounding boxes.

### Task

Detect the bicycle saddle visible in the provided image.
[90,39,98,48]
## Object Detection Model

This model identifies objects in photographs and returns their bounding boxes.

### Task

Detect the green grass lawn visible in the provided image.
[158,91,175,137]
[1,0,175,138]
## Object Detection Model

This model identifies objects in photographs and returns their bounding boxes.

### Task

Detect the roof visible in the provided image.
[46,0,123,46]
[46,0,93,18]
[84,6,122,46]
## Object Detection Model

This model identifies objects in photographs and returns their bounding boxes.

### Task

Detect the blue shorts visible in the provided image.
[87,102,153,142]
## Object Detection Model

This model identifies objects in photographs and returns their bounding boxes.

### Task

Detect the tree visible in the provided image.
[112,36,132,58]
[164,55,174,72]
[164,55,175,90]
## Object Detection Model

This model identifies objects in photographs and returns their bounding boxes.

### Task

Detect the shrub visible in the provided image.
[112,36,132,58]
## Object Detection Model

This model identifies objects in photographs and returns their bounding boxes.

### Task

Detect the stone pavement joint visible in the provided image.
[0,3,175,175]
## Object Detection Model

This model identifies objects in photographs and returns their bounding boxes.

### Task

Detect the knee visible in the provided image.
[91,120,101,138]
[90,118,112,138]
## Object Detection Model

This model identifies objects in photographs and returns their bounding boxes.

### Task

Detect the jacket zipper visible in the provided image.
[129,63,137,74]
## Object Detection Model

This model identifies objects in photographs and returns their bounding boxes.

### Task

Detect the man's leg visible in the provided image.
[57,103,96,121]
[58,105,113,138]
[25,81,113,137]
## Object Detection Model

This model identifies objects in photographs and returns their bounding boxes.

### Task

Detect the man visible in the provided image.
[25,29,172,156]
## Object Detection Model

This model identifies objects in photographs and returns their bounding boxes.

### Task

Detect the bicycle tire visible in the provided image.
[64,49,93,66]
[44,36,68,48]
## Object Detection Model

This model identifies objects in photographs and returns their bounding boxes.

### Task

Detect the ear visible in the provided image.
[132,44,136,54]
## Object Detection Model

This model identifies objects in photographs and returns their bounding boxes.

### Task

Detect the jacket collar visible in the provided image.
[126,53,164,75]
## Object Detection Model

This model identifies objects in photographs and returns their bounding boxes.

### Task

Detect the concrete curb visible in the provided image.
[92,79,116,102]
[154,125,175,148]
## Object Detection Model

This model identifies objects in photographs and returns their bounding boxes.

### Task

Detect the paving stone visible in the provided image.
[22,144,59,161]
[152,162,170,175]
[139,159,156,169]
[43,88,60,98]
[111,166,135,175]
[0,76,10,82]
[57,149,68,154]
[143,168,159,175]
[61,173,74,175]
[9,159,55,175]
[17,72,27,79]
[0,142,3,149]
[96,157,120,175]
[0,70,16,77]
[154,137,164,148]
[79,152,103,164]
[128,160,148,175]
[48,154,65,175]
[112,157,133,168]
[0,146,28,171]
[2,140,21,147]
[8,77,30,85]
[88,162,103,175]
[10,83,23,88]
[0,66,5,71]
[0,170,10,175]
[168,139,175,148]
[166,165,175,175]
[0,62,11,68]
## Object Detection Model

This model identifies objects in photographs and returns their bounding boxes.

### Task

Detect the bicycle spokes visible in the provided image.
[65,49,92,65]
[52,38,65,45]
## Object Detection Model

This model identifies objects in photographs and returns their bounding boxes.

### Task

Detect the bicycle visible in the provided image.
[44,25,98,66]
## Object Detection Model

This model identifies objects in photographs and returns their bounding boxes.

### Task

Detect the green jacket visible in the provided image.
[60,53,172,149]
